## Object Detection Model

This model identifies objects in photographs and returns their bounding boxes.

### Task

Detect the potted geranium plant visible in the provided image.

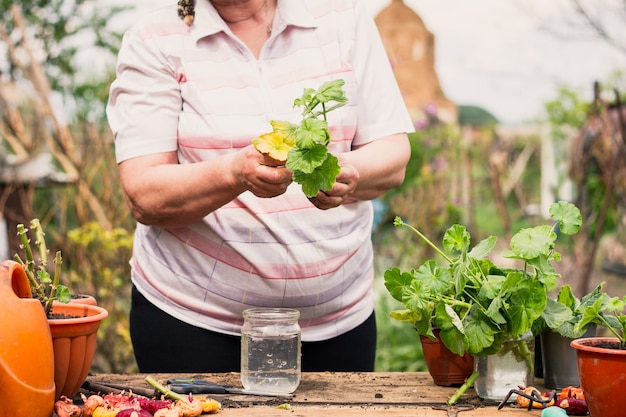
[12,219,108,400]
[534,282,603,389]
[570,290,626,417]
[383,201,581,403]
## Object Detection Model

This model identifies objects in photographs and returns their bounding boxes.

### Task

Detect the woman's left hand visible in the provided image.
[308,163,359,210]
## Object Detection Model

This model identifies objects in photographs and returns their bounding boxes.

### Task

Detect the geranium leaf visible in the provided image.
[542,297,574,330]
[414,260,452,294]
[315,79,348,104]
[468,235,497,260]
[549,200,582,235]
[510,225,555,259]
[402,279,431,313]
[463,308,497,354]
[296,118,330,148]
[383,267,414,302]
[55,285,71,304]
[443,224,470,255]
[286,144,328,174]
[507,279,547,337]
[293,153,340,197]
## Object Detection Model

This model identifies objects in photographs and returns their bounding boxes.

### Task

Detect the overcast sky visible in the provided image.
[110,0,626,125]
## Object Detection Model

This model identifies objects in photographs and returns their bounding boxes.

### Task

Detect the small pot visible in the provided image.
[419,329,474,386]
[540,325,596,389]
[571,337,626,417]
[49,302,108,400]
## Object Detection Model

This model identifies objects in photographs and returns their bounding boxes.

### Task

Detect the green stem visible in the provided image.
[45,251,63,315]
[15,224,45,301]
[438,295,472,310]
[447,371,479,405]
[145,376,185,401]
[400,222,454,264]
[597,315,626,346]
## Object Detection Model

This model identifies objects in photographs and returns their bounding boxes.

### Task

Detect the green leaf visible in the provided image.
[507,278,547,337]
[389,309,421,323]
[55,285,71,304]
[510,225,556,259]
[436,304,467,356]
[478,274,506,302]
[556,284,578,311]
[485,295,507,325]
[542,297,574,330]
[38,270,52,284]
[468,235,497,260]
[296,118,330,148]
[413,260,452,295]
[315,79,348,105]
[402,279,432,313]
[293,87,316,109]
[286,144,328,174]
[442,225,471,255]
[549,201,582,235]
[526,255,558,289]
[414,315,435,340]
[463,307,498,354]
[293,153,340,197]
[384,267,414,302]
[574,296,607,334]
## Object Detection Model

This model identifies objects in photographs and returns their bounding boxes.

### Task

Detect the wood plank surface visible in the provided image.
[81,372,546,417]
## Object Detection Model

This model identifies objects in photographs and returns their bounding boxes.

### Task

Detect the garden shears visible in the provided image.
[166,378,293,398]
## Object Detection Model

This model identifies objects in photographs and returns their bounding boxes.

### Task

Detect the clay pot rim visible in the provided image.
[48,302,108,325]
[571,337,626,355]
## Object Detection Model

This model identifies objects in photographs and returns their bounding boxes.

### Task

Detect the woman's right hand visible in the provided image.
[234,145,293,198]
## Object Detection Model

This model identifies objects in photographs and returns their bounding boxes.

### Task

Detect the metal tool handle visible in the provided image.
[166,378,229,394]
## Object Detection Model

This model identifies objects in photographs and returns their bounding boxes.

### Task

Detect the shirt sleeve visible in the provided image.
[106,26,183,163]
[351,0,415,146]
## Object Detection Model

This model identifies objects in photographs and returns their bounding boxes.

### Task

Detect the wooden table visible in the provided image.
[83,372,547,416]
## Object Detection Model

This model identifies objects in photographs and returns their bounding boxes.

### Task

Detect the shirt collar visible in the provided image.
[189,0,318,43]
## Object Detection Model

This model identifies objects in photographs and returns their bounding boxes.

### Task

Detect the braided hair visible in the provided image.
[177,0,195,25]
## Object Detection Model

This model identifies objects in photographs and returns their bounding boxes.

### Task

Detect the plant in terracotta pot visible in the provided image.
[383,201,582,403]
[13,219,108,400]
[570,291,626,417]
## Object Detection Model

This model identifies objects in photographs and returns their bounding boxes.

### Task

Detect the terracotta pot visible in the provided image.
[49,301,108,400]
[70,293,98,306]
[571,337,626,417]
[419,329,474,386]
[0,260,56,417]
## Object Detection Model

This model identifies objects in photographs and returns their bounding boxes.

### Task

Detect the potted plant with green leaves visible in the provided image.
[12,219,108,400]
[570,290,626,417]
[533,282,603,389]
[383,201,581,403]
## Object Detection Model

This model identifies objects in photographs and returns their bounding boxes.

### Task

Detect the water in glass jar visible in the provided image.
[241,330,301,394]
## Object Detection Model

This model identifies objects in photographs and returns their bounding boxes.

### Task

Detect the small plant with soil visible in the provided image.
[13,218,71,317]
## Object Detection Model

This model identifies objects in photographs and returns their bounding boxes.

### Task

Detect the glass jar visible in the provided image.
[474,331,535,402]
[241,308,301,394]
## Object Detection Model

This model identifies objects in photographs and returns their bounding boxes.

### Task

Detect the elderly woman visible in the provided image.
[106,0,414,373]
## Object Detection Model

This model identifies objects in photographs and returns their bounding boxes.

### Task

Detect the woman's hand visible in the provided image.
[235,145,293,198]
[308,163,359,210]
[309,133,410,210]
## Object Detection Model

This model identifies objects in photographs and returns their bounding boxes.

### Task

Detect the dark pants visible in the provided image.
[130,286,377,373]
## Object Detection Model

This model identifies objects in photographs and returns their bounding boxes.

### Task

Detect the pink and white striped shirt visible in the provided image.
[107,0,414,341]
